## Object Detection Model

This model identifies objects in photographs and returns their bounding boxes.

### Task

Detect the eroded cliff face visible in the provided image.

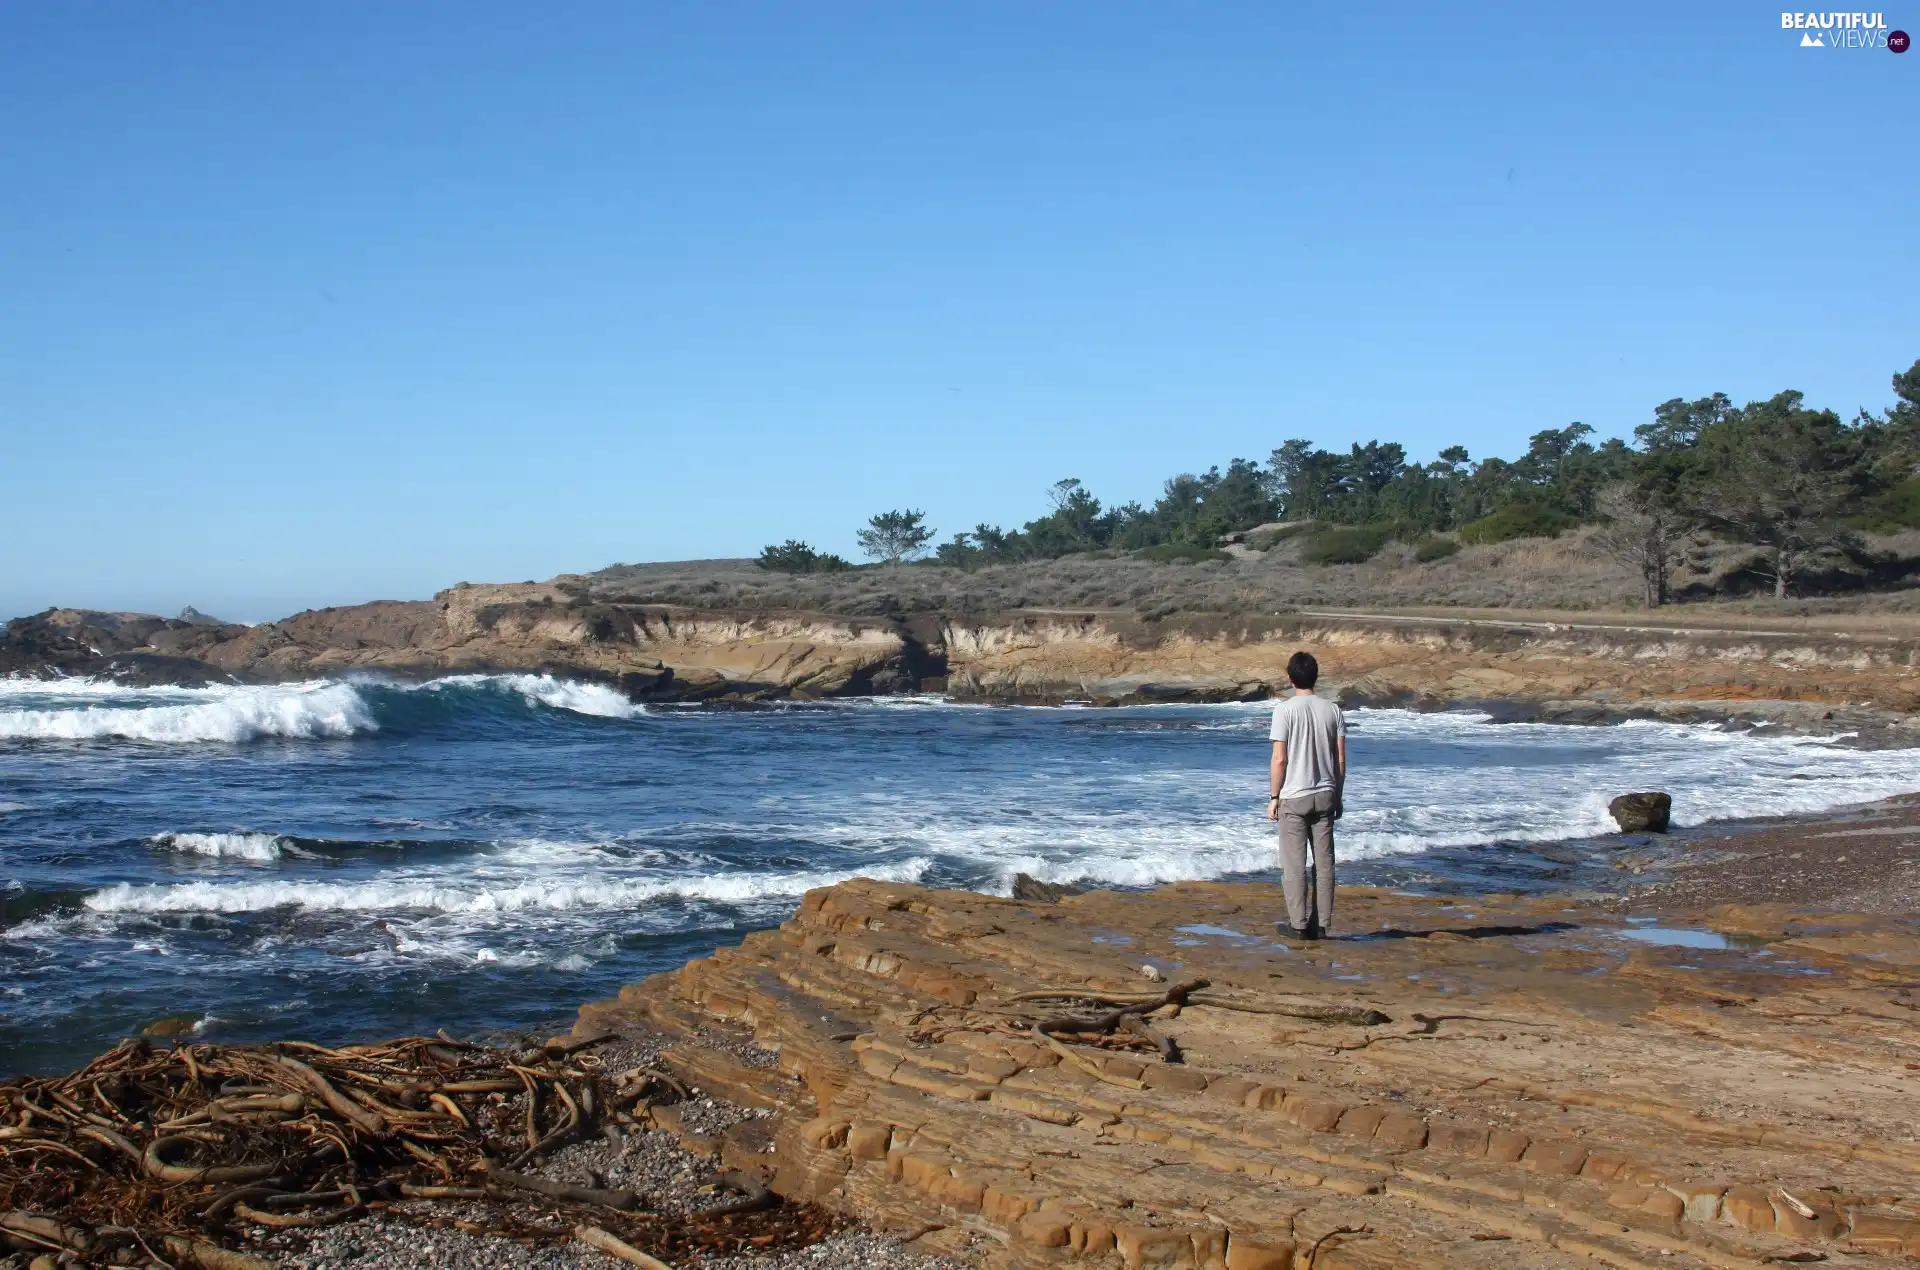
[8,587,1920,728]
[937,610,1920,735]
[1,585,937,701]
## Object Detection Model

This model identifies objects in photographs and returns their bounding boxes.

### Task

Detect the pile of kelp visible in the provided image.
[0,1034,829,1269]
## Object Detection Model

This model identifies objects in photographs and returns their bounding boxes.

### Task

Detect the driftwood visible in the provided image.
[612,1066,690,1102]
[486,1164,640,1210]
[1187,994,1391,1027]
[577,1223,675,1270]
[230,1200,361,1229]
[264,1055,387,1137]
[532,1033,619,1062]
[1012,983,1392,1028]
[163,1235,277,1270]
[507,1079,583,1168]
[398,1183,487,1200]
[144,1136,281,1186]
[1029,980,1208,1085]
[702,1170,774,1217]
[0,1033,834,1265]
[2,1210,92,1254]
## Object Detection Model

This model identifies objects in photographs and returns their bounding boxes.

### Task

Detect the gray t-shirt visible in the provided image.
[1269,693,1346,799]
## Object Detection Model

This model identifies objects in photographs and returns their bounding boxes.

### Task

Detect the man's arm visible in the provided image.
[1266,740,1288,821]
[1332,734,1347,820]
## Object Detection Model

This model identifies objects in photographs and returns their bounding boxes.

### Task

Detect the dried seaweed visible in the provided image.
[1,1035,842,1267]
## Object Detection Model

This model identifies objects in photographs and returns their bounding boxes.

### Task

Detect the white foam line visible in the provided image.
[81,860,930,916]
[0,676,239,700]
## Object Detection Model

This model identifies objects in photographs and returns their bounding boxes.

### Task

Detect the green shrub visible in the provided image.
[1458,504,1574,545]
[756,540,853,573]
[1413,535,1461,562]
[1136,543,1231,564]
[1299,524,1393,565]
[1868,477,1920,529]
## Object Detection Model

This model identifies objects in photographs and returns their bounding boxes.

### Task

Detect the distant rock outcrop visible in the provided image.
[0,608,246,687]
[7,581,1920,733]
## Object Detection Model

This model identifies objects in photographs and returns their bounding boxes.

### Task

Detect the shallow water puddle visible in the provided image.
[1175,923,1254,940]
[1614,926,1730,950]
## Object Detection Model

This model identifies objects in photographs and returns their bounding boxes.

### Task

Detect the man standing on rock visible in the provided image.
[1266,651,1346,940]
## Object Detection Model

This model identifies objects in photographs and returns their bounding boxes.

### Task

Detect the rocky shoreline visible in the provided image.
[10,795,1920,1268]
[552,802,1920,1268]
[10,591,1920,743]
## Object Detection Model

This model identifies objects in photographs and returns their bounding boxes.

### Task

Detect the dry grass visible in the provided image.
[573,527,1920,621]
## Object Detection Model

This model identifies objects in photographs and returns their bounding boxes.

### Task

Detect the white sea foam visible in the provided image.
[0,682,373,744]
[0,803,27,814]
[20,707,1920,989]
[410,673,645,719]
[81,858,930,916]
[0,676,222,700]
[752,708,1920,893]
[153,832,288,862]
[500,674,645,719]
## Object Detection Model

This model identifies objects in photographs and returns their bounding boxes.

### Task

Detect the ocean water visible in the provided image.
[3,674,1917,1075]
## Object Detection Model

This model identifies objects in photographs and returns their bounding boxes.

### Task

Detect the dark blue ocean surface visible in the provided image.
[2,674,1914,1075]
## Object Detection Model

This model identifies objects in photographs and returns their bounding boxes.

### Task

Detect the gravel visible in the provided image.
[260,1202,967,1270]
[1629,794,1920,914]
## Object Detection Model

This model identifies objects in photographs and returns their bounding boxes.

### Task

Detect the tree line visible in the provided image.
[761,358,1920,603]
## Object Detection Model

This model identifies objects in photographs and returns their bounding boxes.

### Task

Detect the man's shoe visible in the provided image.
[1303,921,1325,941]
[1275,922,1306,940]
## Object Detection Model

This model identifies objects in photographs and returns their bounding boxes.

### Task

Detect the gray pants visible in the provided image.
[1277,790,1337,932]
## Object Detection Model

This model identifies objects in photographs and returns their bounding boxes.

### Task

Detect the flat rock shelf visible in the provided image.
[567,876,1920,1269]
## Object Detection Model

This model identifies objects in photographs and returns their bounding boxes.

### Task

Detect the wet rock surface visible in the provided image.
[566,865,1920,1268]
[1607,792,1672,833]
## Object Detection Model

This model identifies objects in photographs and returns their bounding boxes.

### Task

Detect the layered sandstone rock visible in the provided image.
[1,588,937,702]
[573,879,1920,1269]
[939,609,1920,723]
[10,588,1920,727]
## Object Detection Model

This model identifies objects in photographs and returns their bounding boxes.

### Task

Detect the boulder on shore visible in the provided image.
[1010,872,1100,903]
[1610,791,1672,833]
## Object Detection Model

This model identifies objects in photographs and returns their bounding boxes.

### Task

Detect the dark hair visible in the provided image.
[1286,651,1319,689]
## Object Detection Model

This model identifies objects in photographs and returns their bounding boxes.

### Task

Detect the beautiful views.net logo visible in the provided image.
[1781,12,1909,49]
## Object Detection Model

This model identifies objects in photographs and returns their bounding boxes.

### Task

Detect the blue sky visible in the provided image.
[2,3,1914,621]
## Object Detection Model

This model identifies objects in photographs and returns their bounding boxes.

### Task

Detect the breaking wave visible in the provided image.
[0,682,373,744]
[81,858,930,916]
[153,832,290,862]
[9,690,1920,1076]
[0,673,646,744]
[406,673,645,720]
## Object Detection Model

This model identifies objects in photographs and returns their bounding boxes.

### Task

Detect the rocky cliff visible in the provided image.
[8,584,1920,731]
